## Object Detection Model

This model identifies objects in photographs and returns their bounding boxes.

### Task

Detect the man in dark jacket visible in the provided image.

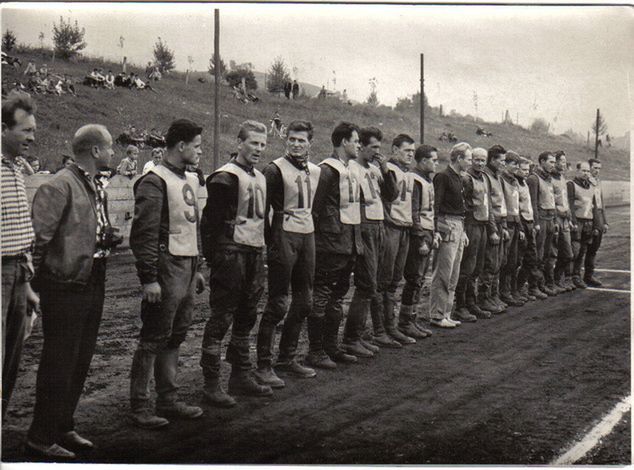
[129,119,205,428]
[27,124,117,459]
[306,121,362,369]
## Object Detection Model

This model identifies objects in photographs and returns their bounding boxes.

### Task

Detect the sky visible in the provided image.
[2,2,632,136]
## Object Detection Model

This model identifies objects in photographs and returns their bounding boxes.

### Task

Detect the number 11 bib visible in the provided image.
[273,157,321,234]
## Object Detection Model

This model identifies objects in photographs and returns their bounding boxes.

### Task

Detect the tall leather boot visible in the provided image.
[201,339,236,408]
[398,304,427,339]
[324,311,357,363]
[227,334,273,397]
[385,293,415,345]
[306,316,336,369]
[491,278,507,311]
[155,347,202,419]
[130,348,169,429]
[479,279,502,313]
[370,293,401,348]
[342,294,374,358]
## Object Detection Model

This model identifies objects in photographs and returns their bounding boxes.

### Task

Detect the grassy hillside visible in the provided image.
[3,49,630,180]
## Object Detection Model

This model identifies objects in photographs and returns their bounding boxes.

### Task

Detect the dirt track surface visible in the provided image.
[3,206,630,464]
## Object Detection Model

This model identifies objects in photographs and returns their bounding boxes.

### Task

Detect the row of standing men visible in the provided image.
[1,91,607,458]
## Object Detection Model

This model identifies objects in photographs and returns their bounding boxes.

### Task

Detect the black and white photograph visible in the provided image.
[0,1,631,465]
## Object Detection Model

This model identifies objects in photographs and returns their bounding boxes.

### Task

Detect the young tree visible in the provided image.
[2,30,17,52]
[208,53,227,78]
[153,37,175,73]
[266,56,290,93]
[225,67,257,91]
[530,117,550,135]
[592,112,608,139]
[52,17,87,59]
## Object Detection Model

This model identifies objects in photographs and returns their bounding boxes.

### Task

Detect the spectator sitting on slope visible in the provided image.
[117,144,139,178]
[105,71,115,89]
[23,61,37,76]
[143,147,164,174]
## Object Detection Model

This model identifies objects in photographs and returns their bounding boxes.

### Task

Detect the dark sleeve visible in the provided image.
[526,175,540,223]
[499,178,508,230]
[567,181,577,225]
[130,173,164,284]
[486,179,497,236]
[312,164,336,223]
[461,174,474,213]
[433,172,446,231]
[379,165,398,202]
[200,172,237,259]
[411,179,421,228]
[263,163,283,243]
[31,182,67,281]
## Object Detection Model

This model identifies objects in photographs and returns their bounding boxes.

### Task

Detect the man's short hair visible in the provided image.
[554,150,566,161]
[72,124,110,156]
[237,120,266,142]
[472,147,487,159]
[450,142,472,163]
[126,144,138,155]
[538,151,554,164]
[577,161,590,170]
[359,127,383,146]
[588,158,601,167]
[392,133,415,149]
[505,150,521,165]
[487,144,506,163]
[165,119,203,148]
[331,121,359,147]
[2,91,36,129]
[414,144,437,162]
[286,120,314,141]
[519,157,532,167]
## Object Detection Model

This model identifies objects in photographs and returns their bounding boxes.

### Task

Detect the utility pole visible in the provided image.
[213,8,220,170]
[594,108,600,160]
[420,53,424,144]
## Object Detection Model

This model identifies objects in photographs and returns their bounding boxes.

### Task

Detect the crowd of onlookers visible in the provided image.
[84,68,156,92]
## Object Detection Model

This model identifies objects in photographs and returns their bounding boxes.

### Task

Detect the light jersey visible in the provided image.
[502,176,520,217]
[465,172,490,222]
[272,157,321,233]
[149,164,200,256]
[536,173,556,210]
[349,159,384,221]
[319,157,361,225]
[485,168,508,218]
[386,162,413,226]
[410,172,434,230]
[213,162,266,247]
[572,180,594,220]
[590,177,604,209]
[552,174,570,215]
[517,180,534,222]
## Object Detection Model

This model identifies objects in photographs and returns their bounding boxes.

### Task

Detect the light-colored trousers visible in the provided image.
[430,215,466,320]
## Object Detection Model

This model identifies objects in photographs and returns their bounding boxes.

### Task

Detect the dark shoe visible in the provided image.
[453,308,477,323]
[413,321,433,336]
[157,401,203,420]
[480,298,503,314]
[328,349,358,364]
[551,283,566,294]
[130,409,170,429]
[253,367,286,388]
[512,293,528,304]
[554,281,568,293]
[492,295,508,310]
[275,360,317,378]
[500,293,523,307]
[564,278,576,291]
[399,322,429,339]
[572,276,587,289]
[359,338,380,353]
[541,285,558,296]
[467,304,491,319]
[202,382,237,408]
[529,287,548,299]
[342,341,374,358]
[26,440,76,460]
[306,351,337,370]
[371,333,402,348]
[388,328,416,345]
[60,431,93,451]
[229,371,274,397]
[584,277,603,287]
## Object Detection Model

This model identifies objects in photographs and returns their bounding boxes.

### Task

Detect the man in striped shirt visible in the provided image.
[1,91,39,420]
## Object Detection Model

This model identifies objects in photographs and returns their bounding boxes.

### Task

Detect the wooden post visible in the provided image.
[420,53,424,144]
[594,108,600,160]
[213,8,220,170]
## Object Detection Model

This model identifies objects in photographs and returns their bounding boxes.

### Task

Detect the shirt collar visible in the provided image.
[284,154,309,173]
[447,164,461,178]
[160,159,187,178]
[230,155,255,176]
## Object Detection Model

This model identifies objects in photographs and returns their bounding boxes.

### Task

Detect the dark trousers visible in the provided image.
[517,220,540,289]
[401,231,433,307]
[376,224,409,331]
[257,229,315,368]
[2,258,28,419]
[500,221,521,295]
[480,219,505,297]
[572,219,595,277]
[344,223,383,343]
[535,216,556,284]
[131,254,198,409]
[584,227,603,281]
[554,216,574,281]
[201,249,265,379]
[308,252,355,356]
[28,259,106,445]
[456,223,487,308]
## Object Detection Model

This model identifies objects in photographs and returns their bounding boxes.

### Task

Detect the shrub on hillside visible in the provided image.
[266,56,290,93]
[530,118,550,135]
[226,67,257,91]
[153,37,175,73]
[208,53,227,78]
[2,30,17,52]
[52,17,87,60]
